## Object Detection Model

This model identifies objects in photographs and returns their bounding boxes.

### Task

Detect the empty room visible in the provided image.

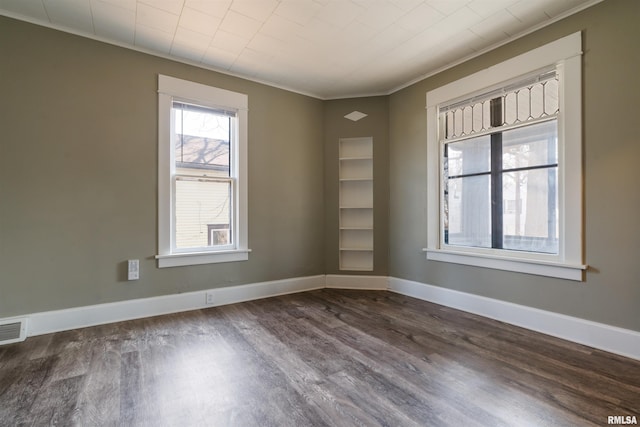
[1,0,639,425]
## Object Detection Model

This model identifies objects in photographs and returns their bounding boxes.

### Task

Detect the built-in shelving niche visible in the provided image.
[339,137,373,271]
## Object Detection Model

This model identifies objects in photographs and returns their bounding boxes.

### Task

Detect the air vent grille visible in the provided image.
[0,319,27,345]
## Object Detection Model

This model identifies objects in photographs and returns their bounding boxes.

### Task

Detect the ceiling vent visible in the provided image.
[0,318,27,345]
[344,111,368,122]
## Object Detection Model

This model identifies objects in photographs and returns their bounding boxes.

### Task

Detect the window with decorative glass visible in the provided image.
[441,71,559,255]
[425,32,585,280]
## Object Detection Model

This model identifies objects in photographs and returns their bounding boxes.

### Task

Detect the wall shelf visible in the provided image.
[339,137,373,271]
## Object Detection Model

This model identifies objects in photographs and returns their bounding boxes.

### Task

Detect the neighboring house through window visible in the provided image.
[425,32,585,280]
[156,75,248,268]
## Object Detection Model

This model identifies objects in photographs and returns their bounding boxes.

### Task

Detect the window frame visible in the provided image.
[425,32,586,280]
[156,75,249,268]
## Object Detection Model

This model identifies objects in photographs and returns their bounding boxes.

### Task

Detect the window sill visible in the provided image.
[156,249,250,268]
[424,249,586,281]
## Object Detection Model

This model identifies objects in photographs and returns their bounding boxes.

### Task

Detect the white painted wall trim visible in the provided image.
[26,275,325,337]
[325,274,388,290]
[7,274,639,361]
[388,277,640,361]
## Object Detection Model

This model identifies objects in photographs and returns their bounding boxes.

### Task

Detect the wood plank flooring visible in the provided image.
[0,289,638,426]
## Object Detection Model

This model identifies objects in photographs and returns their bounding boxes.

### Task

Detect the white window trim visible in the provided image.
[425,32,586,281]
[156,75,249,268]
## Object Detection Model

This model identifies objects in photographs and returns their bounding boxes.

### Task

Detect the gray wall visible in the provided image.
[0,17,325,317]
[324,97,389,276]
[2,0,639,335]
[389,0,640,332]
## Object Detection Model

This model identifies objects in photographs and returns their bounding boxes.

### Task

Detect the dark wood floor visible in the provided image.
[0,289,638,426]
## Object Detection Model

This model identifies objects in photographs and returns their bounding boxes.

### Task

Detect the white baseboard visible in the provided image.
[325,274,388,290]
[388,277,640,361]
[27,275,326,337]
[9,274,640,361]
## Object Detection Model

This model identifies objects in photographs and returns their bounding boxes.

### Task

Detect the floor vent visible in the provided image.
[0,318,27,345]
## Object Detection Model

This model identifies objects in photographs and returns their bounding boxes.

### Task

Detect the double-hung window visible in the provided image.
[425,33,585,280]
[156,75,248,268]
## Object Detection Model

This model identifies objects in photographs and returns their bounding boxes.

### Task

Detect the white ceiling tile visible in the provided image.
[507,0,549,25]
[219,9,262,39]
[470,9,523,42]
[337,20,378,48]
[426,0,471,16]
[247,33,287,57]
[179,6,220,37]
[430,6,483,38]
[96,0,136,12]
[388,0,424,12]
[230,0,279,22]
[437,28,485,56]
[202,44,237,69]
[467,0,519,19]
[230,48,274,77]
[43,0,94,34]
[0,0,49,21]
[170,40,206,62]
[136,2,179,34]
[396,3,444,34]
[543,0,592,18]
[173,25,210,49]
[91,0,135,44]
[134,22,173,53]
[362,24,414,59]
[315,0,364,28]
[184,0,230,18]
[260,14,306,42]
[139,0,184,16]
[274,0,321,25]
[272,34,313,58]
[354,2,405,30]
[211,29,250,55]
[92,0,136,13]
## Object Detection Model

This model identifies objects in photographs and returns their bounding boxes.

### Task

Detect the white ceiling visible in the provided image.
[0,0,599,99]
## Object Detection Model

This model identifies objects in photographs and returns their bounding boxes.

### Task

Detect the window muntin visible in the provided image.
[157,75,248,268]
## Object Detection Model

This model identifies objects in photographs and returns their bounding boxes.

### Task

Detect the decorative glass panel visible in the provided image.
[441,71,558,140]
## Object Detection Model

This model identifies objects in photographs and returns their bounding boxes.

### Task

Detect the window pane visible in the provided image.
[446,135,491,176]
[445,175,491,248]
[502,168,558,254]
[174,103,231,176]
[502,120,557,169]
[175,178,232,249]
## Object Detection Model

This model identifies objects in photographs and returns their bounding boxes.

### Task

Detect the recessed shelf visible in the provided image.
[339,156,372,161]
[339,137,373,272]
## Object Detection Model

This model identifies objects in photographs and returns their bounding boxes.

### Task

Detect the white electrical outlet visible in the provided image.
[127,259,139,280]
[205,292,215,305]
